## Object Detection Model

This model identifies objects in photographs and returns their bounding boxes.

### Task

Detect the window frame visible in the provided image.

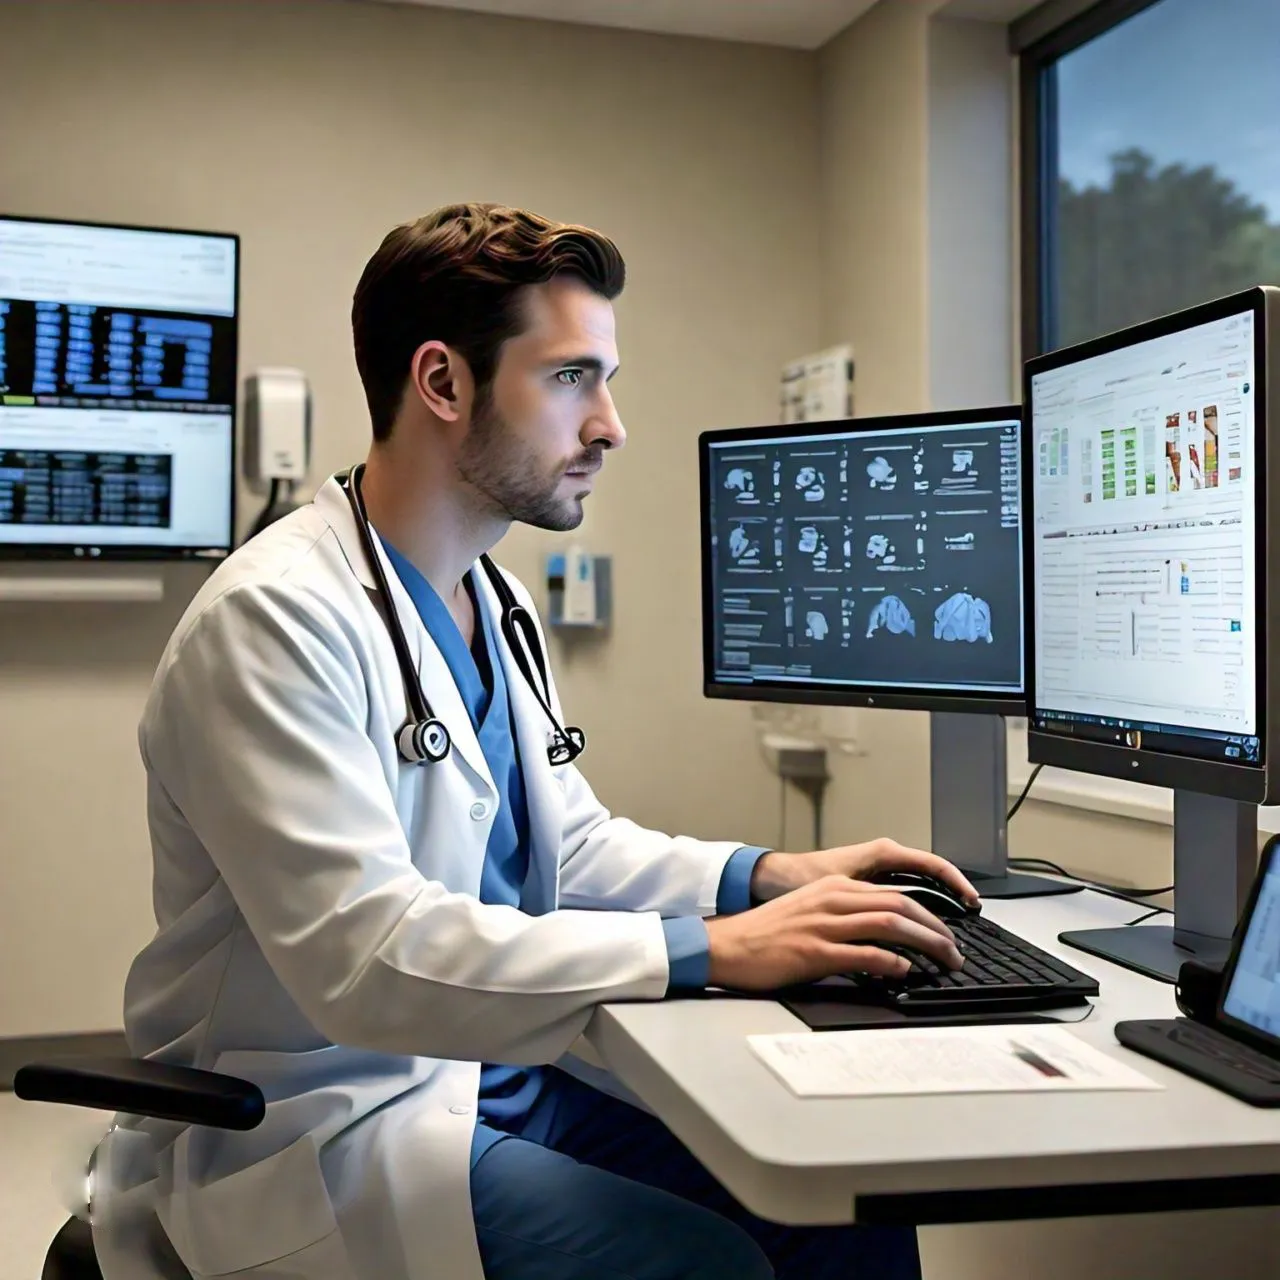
[1017,0,1166,358]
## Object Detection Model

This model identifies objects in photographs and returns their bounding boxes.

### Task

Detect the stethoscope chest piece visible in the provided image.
[398,718,451,765]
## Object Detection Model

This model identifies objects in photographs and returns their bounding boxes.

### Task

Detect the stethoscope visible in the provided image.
[342,464,587,768]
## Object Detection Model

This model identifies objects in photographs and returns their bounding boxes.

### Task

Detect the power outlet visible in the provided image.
[776,745,830,783]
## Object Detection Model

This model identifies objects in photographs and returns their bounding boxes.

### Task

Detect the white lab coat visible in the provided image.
[118,475,743,1280]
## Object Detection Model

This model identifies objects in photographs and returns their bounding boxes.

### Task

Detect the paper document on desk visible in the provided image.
[748,1026,1161,1098]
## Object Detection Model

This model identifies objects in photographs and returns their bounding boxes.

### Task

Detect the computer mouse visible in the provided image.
[869,871,980,919]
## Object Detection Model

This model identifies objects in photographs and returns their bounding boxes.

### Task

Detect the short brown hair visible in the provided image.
[352,203,626,442]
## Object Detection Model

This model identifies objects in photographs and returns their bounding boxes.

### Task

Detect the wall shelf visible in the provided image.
[0,573,165,603]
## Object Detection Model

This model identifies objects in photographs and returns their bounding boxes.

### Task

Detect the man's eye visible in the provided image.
[556,369,584,387]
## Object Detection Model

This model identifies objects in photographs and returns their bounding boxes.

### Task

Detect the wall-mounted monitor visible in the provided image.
[0,215,239,560]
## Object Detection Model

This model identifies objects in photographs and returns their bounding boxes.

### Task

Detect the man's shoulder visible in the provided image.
[153,505,364,685]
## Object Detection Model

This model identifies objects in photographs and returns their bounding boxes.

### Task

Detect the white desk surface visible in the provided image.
[582,890,1280,1225]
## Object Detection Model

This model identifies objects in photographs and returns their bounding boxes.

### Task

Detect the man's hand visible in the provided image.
[705,875,963,992]
[749,837,979,908]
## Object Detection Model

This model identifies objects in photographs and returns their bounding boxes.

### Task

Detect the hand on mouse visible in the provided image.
[748,837,979,909]
[704,875,963,992]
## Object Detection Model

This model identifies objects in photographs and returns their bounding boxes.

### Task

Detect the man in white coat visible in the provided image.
[122,203,976,1280]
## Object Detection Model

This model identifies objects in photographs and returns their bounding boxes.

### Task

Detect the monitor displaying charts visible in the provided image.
[0,215,239,559]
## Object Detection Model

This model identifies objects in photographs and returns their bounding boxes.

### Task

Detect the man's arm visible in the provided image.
[556,766,771,990]
[660,845,769,990]
[555,764,760,916]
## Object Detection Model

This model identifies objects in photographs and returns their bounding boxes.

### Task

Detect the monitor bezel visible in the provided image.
[1214,834,1280,1056]
[0,211,240,562]
[1022,285,1278,805]
[699,404,1027,717]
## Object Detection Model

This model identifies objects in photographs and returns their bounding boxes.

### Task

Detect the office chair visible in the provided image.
[14,1057,265,1280]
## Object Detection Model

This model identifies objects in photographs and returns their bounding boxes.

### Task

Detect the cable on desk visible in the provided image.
[1008,857,1174,910]
[1124,906,1168,927]
[1006,764,1044,822]
[1049,1002,1096,1025]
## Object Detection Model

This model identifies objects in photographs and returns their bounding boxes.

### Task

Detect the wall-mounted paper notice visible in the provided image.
[780,344,854,423]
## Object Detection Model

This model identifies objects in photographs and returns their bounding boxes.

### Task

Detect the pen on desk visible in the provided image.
[1008,1040,1066,1078]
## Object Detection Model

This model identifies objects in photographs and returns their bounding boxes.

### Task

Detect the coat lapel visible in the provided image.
[312,477,494,794]
[471,561,565,912]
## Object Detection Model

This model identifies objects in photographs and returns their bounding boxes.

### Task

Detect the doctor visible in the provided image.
[122,202,975,1280]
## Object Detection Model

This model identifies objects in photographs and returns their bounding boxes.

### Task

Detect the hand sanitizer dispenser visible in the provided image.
[546,549,611,629]
[563,545,597,625]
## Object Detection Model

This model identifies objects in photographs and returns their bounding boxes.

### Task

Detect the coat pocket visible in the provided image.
[157,1133,355,1279]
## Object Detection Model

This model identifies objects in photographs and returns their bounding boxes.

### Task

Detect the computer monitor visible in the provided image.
[700,406,1073,897]
[1025,285,1280,980]
[0,215,239,560]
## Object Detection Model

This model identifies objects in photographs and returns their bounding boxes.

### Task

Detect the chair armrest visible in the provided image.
[14,1056,265,1131]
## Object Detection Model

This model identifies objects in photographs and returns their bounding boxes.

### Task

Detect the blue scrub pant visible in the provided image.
[470,1068,921,1280]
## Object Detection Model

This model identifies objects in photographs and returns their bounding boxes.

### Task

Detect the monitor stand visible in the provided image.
[930,711,1080,899]
[1059,791,1258,983]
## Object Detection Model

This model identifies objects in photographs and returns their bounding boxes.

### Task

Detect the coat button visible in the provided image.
[469,800,489,821]
[449,1104,471,1115]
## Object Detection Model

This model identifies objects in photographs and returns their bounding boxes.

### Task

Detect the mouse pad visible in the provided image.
[666,986,1091,1031]
[779,999,1066,1032]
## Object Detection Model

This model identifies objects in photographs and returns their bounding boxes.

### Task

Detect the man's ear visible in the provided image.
[408,340,473,423]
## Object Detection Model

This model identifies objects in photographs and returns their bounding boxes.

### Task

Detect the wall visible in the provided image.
[0,0,822,1037]
[808,0,937,857]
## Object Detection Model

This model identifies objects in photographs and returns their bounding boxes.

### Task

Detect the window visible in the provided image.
[1021,0,1280,355]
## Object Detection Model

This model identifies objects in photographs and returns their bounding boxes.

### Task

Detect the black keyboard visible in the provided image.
[1115,1017,1280,1105]
[813,913,1100,1012]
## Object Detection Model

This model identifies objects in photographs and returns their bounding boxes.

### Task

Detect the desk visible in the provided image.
[580,890,1280,1226]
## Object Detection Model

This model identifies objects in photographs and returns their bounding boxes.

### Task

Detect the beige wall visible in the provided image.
[0,0,822,1036]
[809,0,935,859]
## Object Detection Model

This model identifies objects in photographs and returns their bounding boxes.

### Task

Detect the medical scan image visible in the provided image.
[727,523,763,567]
[866,533,894,563]
[795,465,826,502]
[866,594,916,638]
[866,455,897,490]
[724,467,758,505]
[934,592,994,644]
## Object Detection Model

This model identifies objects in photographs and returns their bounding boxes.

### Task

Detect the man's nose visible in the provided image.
[586,388,626,452]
